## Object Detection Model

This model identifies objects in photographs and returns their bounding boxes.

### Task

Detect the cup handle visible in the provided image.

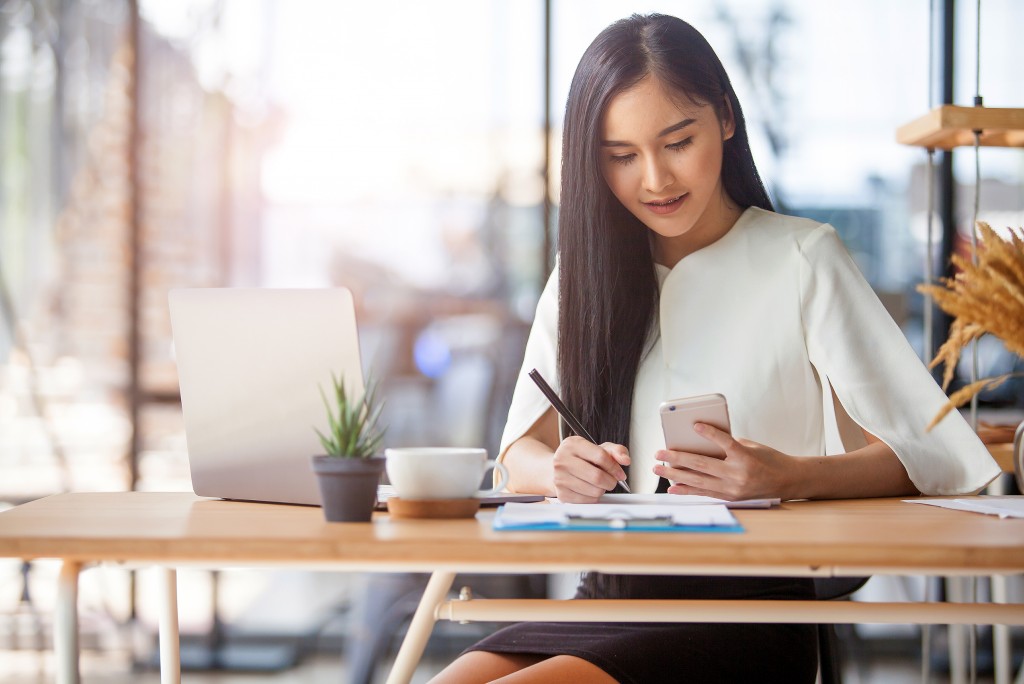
[479,461,510,496]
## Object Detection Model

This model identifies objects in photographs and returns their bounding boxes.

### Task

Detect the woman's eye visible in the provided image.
[667,137,693,150]
[609,153,636,166]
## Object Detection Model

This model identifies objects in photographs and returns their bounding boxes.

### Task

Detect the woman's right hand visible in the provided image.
[551,436,631,503]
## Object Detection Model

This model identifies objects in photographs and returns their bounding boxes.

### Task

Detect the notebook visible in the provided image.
[169,288,364,506]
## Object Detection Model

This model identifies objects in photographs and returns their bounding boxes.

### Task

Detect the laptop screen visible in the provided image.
[169,288,363,505]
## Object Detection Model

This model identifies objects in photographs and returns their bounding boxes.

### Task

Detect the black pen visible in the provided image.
[528,368,631,493]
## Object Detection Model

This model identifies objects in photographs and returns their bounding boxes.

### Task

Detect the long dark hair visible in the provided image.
[557,13,772,450]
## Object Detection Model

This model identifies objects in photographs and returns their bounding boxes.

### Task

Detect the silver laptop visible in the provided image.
[169,288,364,505]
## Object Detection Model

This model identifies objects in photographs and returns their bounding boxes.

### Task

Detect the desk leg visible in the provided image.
[158,567,180,684]
[55,560,81,684]
[385,571,456,684]
[947,577,969,684]
[993,574,1011,684]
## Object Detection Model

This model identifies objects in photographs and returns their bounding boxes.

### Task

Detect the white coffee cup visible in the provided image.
[384,447,509,500]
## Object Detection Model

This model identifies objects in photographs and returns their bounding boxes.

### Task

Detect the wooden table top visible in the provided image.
[1,492,1022,577]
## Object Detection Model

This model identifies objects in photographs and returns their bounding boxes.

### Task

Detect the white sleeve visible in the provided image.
[496,265,559,463]
[799,224,1000,495]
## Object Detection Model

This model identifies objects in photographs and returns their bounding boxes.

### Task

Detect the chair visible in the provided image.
[814,576,870,684]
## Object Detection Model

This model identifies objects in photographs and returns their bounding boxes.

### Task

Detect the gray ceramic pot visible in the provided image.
[311,455,386,522]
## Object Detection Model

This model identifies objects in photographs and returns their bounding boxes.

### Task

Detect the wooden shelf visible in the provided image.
[988,442,1016,475]
[897,105,1024,149]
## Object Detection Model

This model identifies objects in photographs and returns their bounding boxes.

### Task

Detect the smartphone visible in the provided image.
[659,393,731,458]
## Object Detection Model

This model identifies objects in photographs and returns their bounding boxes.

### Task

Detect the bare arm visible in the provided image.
[789,430,919,500]
[659,424,919,501]
[504,407,631,502]
[503,408,560,495]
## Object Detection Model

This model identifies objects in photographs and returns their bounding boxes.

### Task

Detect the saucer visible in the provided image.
[386,496,481,519]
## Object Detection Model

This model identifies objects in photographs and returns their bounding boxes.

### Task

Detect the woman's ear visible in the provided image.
[721,96,736,141]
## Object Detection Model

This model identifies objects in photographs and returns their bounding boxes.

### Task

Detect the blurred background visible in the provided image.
[1,0,1022,682]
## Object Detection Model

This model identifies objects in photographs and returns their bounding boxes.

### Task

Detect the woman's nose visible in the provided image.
[642,158,674,194]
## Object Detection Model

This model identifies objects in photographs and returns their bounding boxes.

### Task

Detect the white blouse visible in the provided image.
[498,207,1000,496]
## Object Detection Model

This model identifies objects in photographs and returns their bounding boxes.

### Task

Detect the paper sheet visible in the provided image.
[599,493,780,508]
[903,496,1024,519]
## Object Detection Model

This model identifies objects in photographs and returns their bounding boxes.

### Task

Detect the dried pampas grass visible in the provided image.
[917,221,1024,430]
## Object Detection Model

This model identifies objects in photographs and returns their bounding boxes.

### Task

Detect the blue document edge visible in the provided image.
[492,507,744,533]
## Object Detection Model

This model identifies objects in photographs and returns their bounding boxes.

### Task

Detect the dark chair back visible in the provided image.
[814,576,869,601]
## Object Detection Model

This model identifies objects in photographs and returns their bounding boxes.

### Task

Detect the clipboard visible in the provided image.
[493,502,743,533]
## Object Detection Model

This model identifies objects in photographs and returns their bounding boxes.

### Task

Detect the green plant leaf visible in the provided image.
[313,427,336,455]
[318,385,341,446]
[315,370,387,458]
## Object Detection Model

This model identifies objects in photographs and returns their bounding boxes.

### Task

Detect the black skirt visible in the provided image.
[463,573,819,684]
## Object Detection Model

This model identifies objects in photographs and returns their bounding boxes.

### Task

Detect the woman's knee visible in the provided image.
[428,651,547,684]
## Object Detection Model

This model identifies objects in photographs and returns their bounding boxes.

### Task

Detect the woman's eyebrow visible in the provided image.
[600,118,697,147]
[657,118,697,137]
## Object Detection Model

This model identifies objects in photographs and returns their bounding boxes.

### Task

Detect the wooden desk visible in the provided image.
[1,492,1023,684]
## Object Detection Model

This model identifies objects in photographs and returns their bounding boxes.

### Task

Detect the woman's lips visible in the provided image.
[643,194,687,215]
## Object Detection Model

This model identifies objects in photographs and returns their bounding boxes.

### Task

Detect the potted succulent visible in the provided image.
[311,373,387,522]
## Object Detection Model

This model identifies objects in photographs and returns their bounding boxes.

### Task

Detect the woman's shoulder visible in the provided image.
[742,206,832,240]
[736,207,841,261]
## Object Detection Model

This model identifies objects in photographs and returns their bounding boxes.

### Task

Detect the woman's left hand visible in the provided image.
[653,423,798,501]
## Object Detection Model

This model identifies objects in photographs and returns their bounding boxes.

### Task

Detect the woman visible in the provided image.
[431,13,999,684]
